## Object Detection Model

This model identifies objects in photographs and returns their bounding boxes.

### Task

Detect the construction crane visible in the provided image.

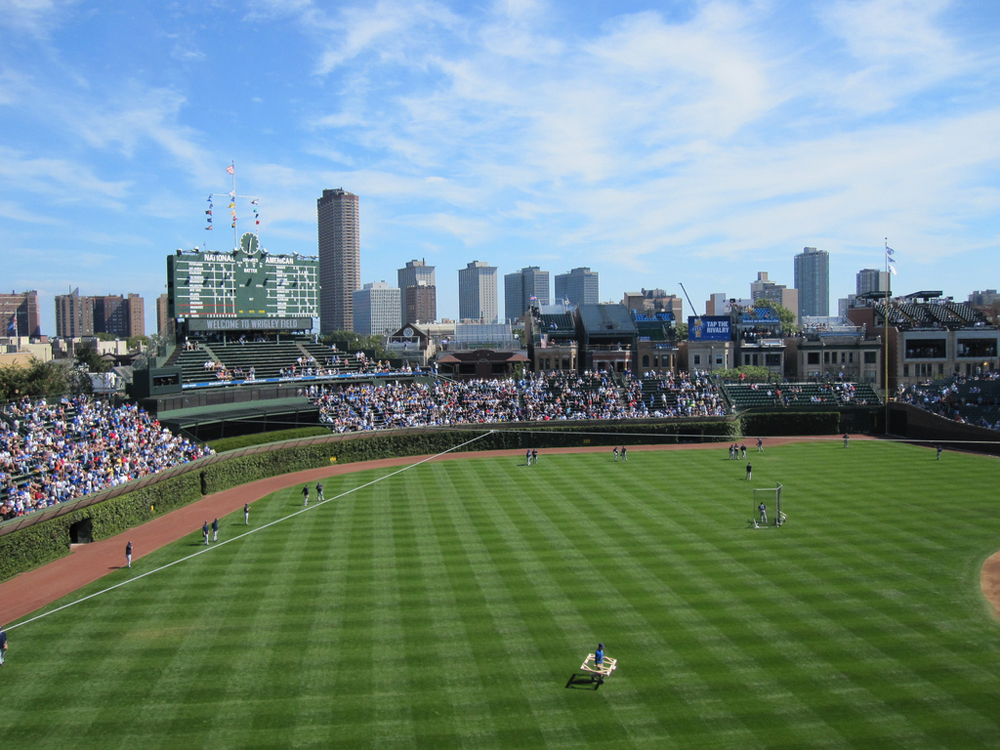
[678,283,700,325]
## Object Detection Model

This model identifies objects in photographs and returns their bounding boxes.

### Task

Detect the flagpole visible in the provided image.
[230,161,237,249]
[884,238,892,431]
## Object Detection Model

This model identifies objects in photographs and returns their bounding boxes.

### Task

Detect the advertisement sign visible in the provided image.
[688,315,731,342]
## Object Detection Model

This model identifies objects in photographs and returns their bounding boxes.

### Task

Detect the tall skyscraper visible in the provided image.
[554,267,599,306]
[458,261,498,323]
[352,282,401,336]
[793,246,830,318]
[0,290,41,338]
[397,259,436,326]
[504,266,550,323]
[856,268,889,296]
[317,188,360,334]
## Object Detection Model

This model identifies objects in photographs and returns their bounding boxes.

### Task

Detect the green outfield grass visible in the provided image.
[3,439,1000,749]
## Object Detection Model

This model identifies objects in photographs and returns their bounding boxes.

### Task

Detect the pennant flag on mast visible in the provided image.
[226,164,235,175]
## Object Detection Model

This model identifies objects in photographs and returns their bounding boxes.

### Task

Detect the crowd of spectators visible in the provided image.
[1,395,213,520]
[631,371,728,418]
[277,353,413,380]
[312,370,728,432]
[897,373,1000,430]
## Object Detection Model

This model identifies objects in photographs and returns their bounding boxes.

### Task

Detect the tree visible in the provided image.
[127,335,151,351]
[323,332,388,358]
[0,358,78,401]
[76,347,113,374]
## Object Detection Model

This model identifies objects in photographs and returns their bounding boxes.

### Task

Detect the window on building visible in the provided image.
[808,352,820,365]
[905,338,946,359]
[693,354,701,366]
[957,338,998,358]
[864,351,876,364]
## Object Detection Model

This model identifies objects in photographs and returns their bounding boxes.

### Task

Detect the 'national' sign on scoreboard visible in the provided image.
[167,233,318,321]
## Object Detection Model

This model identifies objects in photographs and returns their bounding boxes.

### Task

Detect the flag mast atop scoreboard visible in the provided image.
[204,162,261,250]
[884,239,897,407]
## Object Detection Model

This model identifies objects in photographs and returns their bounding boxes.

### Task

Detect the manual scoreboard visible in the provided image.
[167,233,318,324]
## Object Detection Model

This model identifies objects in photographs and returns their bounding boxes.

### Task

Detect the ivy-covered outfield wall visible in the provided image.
[0,410,852,581]
[0,472,203,581]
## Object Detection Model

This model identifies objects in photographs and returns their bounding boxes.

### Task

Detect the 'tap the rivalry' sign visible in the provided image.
[688,316,731,341]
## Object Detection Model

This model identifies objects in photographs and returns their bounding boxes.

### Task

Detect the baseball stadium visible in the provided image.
[1,243,999,748]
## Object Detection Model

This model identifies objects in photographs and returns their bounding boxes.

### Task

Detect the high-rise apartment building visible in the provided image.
[93,294,145,338]
[397,259,436,326]
[156,293,174,340]
[856,268,889,296]
[404,282,436,326]
[705,293,727,316]
[352,282,401,336]
[504,266,550,323]
[0,290,41,338]
[458,261,498,323]
[554,267,599,306]
[55,290,144,338]
[793,246,830,318]
[317,188,361,334]
[55,289,95,338]
[750,272,799,323]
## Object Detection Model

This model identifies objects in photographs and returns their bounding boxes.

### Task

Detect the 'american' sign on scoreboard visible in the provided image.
[167,233,318,321]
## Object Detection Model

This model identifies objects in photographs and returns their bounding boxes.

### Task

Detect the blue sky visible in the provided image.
[2,0,998,335]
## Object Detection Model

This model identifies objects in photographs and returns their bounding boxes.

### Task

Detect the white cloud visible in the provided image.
[0,147,130,204]
[0,0,78,37]
[818,0,983,112]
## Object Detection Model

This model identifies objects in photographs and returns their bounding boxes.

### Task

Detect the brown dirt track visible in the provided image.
[2,436,999,626]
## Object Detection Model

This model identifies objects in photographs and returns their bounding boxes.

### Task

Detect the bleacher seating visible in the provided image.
[723,381,882,410]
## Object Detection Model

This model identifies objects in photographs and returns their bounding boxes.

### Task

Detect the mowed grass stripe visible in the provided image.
[404,468,504,749]
[467,460,671,746]
[429,460,588,749]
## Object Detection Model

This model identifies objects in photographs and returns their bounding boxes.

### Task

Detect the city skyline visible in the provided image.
[2,2,998,335]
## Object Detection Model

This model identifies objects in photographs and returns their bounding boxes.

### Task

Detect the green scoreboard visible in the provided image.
[167,233,318,328]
